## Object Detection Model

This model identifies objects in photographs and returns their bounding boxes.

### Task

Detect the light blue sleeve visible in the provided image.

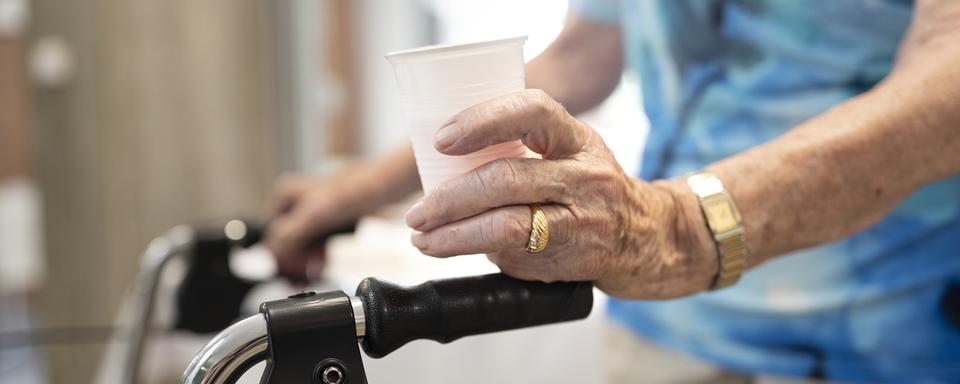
[569,0,621,24]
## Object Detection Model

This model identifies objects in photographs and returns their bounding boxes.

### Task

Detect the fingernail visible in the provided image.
[411,231,428,250]
[405,201,427,229]
[435,123,459,150]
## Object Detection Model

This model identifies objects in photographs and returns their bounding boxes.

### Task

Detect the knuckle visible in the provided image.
[486,159,522,195]
[500,159,523,185]
[471,168,497,201]
[585,165,622,186]
[456,103,482,126]
[596,163,621,180]
[500,92,527,116]
[423,185,454,222]
[477,214,497,246]
[546,172,575,203]
[557,181,575,203]
[524,89,553,116]
[500,210,530,245]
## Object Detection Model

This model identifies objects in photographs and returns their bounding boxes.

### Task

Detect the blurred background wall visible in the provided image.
[18,1,427,381]
[28,1,278,382]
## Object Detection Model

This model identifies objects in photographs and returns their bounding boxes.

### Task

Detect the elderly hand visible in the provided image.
[404,89,718,299]
[264,172,373,283]
[263,174,340,283]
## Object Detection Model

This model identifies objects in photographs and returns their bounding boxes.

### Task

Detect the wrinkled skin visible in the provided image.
[405,89,716,299]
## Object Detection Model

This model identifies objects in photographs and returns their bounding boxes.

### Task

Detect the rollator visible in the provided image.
[102,218,593,384]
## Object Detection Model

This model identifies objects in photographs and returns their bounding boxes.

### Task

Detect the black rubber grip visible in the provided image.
[355,273,593,358]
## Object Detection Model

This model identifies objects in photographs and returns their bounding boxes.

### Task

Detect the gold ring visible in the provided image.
[526,204,549,253]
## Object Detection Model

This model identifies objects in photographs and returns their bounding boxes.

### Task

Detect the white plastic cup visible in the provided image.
[386,36,531,192]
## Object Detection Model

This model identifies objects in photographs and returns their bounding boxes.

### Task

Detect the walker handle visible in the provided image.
[356,273,593,358]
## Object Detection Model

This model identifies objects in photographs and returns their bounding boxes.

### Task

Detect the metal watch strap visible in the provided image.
[686,173,748,290]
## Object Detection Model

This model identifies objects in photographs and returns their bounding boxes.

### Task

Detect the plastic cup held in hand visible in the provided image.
[386,36,531,192]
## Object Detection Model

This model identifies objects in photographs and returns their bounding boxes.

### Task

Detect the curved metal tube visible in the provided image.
[181,314,269,384]
[181,296,367,383]
[116,225,196,384]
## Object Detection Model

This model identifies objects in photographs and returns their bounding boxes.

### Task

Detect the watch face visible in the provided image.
[704,201,739,234]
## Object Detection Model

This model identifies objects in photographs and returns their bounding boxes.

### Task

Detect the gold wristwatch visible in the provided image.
[686,172,748,290]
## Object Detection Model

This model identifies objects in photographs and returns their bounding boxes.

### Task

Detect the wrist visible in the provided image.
[322,163,388,220]
[653,178,719,293]
[364,145,421,204]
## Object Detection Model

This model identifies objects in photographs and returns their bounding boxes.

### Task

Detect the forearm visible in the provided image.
[669,19,960,267]
[525,18,622,115]
[349,144,421,209]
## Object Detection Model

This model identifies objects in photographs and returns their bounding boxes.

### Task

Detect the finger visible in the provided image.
[264,216,310,279]
[411,204,573,258]
[265,210,315,259]
[270,174,316,214]
[267,209,330,283]
[434,89,590,159]
[264,198,341,264]
[273,245,310,283]
[405,157,573,231]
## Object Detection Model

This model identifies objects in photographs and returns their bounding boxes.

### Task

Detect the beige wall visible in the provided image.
[0,38,29,181]
[29,0,279,382]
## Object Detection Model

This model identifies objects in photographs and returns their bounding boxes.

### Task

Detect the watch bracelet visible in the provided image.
[687,173,748,290]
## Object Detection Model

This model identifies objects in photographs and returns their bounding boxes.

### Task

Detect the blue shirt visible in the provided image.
[573,1,960,382]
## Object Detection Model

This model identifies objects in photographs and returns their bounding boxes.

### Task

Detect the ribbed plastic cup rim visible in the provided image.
[398,83,522,103]
[386,36,527,64]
